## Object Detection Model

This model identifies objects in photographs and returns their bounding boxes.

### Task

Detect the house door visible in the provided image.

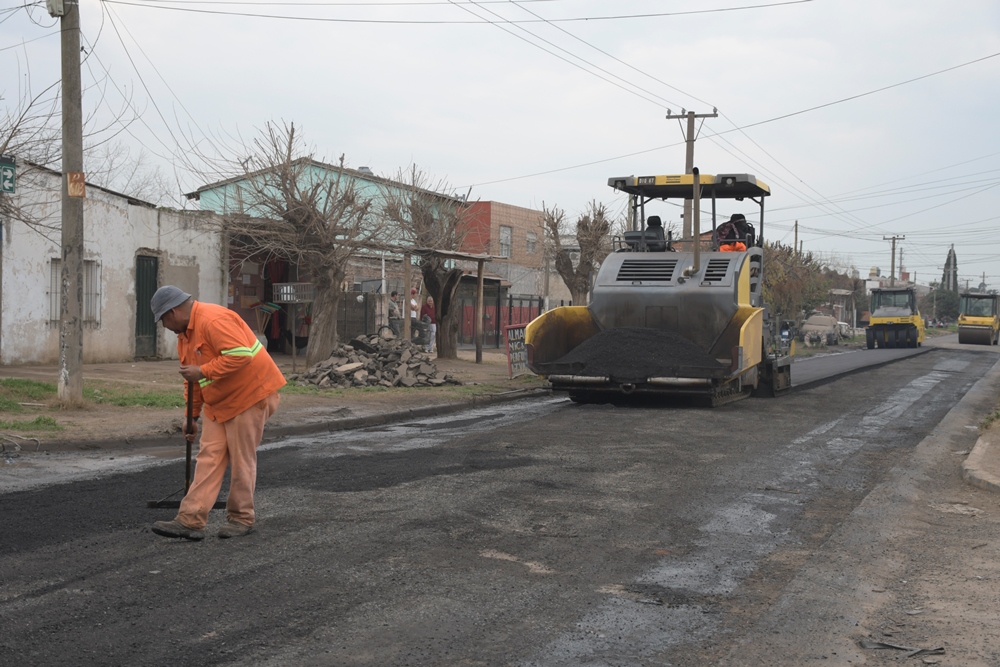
[135,255,158,358]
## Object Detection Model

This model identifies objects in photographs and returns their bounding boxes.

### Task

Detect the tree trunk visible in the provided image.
[423,264,464,359]
[305,286,340,367]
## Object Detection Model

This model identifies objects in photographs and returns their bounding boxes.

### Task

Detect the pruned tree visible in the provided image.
[211,121,383,366]
[542,201,614,305]
[380,166,469,359]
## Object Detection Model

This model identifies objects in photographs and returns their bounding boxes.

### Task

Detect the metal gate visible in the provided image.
[338,291,376,341]
[135,255,158,358]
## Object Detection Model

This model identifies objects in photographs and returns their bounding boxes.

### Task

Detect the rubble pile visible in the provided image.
[287,335,462,389]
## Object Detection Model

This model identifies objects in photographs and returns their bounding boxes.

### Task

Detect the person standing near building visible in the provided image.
[420,295,437,354]
[387,290,402,336]
[409,288,419,320]
[149,285,286,541]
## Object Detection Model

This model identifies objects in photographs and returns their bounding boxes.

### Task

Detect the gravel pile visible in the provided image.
[287,335,462,388]
[552,327,725,382]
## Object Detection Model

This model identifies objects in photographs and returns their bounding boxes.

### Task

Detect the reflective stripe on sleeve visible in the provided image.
[220,340,263,357]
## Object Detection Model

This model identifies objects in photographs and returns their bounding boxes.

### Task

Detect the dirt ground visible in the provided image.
[0,349,543,448]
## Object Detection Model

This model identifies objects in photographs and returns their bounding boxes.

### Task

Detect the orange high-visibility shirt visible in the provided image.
[720,242,747,252]
[179,301,286,422]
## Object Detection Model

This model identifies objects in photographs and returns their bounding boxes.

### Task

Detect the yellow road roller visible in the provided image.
[865,287,925,349]
[958,292,1000,345]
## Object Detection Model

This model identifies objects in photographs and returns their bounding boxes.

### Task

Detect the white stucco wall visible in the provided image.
[1,167,226,365]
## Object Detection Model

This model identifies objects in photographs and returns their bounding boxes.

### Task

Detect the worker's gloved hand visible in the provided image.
[182,419,199,444]
[179,365,204,383]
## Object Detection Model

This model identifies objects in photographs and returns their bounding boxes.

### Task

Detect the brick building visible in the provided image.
[461,201,545,296]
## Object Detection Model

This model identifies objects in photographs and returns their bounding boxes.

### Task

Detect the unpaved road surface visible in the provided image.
[2,346,999,666]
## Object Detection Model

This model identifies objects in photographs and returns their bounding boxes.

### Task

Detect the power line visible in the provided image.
[99,0,815,23]
[442,0,681,110]
[463,50,1000,189]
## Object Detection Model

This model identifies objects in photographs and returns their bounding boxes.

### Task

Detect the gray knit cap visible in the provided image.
[150,285,192,322]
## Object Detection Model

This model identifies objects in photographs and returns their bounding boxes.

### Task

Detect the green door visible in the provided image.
[135,256,158,358]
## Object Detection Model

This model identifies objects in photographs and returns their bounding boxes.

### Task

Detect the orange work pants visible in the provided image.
[176,392,280,530]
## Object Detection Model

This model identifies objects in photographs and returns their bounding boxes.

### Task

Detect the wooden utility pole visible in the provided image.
[666,108,718,239]
[475,259,485,364]
[883,235,904,287]
[52,0,85,403]
[794,220,798,257]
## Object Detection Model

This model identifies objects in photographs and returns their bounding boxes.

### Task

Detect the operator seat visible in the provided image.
[645,216,666,252]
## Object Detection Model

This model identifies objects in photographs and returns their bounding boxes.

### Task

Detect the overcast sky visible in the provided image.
[4,0,1000,289]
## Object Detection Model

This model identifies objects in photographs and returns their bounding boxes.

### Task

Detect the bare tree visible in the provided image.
[1,60,155,241]
[380,166,469,359]
[543,201,614,306]
[0,68,63,239]
[212,122,383,366]
[85,140,174,204]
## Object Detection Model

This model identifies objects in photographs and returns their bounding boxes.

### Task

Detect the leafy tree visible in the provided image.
[542,201,613,305]
[762,242,831,320]
[919,286,959,321]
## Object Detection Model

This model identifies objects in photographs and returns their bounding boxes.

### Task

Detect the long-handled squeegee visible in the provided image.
[147,381,226,510]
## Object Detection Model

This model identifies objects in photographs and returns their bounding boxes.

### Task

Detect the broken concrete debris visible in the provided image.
[286,336,462,389]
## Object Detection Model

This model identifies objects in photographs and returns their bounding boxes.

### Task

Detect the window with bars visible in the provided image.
[498,225,512,258]
[526,232,537,254]
[49,259,102,326]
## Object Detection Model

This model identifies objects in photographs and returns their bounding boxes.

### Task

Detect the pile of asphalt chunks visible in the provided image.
[288,335,462,389]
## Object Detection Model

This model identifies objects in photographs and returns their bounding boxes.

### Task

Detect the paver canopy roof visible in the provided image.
[608,173,770,200]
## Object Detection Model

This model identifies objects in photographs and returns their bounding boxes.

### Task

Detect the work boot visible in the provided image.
[218,521,254,539]
[151,519,204,541]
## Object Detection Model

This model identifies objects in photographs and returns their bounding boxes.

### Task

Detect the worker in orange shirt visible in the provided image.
[149,286,286,541]
[718,213,748,252]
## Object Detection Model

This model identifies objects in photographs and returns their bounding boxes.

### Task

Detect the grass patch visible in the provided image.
[83,383,185,408]
[0,415,62,431]
[982,403,1000,432]
[0,378,57,412]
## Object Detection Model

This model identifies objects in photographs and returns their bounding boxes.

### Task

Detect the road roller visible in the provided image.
[957,292,1000,345]
[865,286,925,349]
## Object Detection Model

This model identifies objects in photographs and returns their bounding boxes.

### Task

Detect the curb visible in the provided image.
[961,353,1000,494]
[31,388,553,453]
[261,387,551,442]
[963,435,1000,493]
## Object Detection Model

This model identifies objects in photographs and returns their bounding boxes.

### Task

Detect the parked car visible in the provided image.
[799,314,841,346]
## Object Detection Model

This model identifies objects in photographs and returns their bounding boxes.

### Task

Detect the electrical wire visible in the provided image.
[463,50,1000,189]
[99,0,815,24]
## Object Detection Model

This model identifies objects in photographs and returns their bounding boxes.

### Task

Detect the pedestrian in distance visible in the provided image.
[149,285,286,541]
[388,290,402,336]
[420,295,437,354]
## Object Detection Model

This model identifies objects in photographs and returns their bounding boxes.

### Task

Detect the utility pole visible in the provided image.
[883,235,904,287]
[666,108,718,239]
[794,220,798,257]
[50,0,85,403]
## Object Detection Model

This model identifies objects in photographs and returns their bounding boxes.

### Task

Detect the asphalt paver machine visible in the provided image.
[525,170,793,405]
